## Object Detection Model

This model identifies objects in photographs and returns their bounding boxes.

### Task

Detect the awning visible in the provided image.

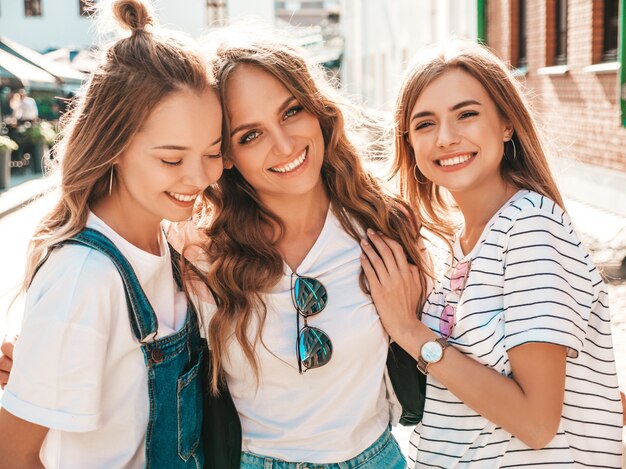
[0,36,85,85]
[0,48,58,90]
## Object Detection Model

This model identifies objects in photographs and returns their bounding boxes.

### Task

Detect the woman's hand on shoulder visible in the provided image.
[360,229,423,343]
[0,336,16,390]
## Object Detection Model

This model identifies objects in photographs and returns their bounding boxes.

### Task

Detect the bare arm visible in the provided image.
[360,230,567,449]
[0,337,16,390]
[0,408,47,469]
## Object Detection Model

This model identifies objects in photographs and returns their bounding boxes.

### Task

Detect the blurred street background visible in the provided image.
[0,0,625,465]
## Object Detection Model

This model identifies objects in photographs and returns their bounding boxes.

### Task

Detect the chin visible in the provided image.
[165,210,195,223]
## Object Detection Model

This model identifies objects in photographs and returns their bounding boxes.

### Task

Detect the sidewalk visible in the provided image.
[0,173,56,219]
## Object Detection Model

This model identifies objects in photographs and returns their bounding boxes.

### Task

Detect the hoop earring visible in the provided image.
[108,166,114,197]
[505,139,517,160]
[412,164,428,185]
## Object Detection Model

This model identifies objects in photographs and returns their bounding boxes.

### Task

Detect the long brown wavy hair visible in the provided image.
[22,0,212,292]
[393,39,564,243]
[199,30,433,394]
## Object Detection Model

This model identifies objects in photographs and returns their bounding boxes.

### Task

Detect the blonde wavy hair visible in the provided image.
[22,0,211,292]
[198,31,433,394]
[393,39,564,242]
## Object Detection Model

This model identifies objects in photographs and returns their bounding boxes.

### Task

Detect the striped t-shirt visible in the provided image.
[408,190,623,468]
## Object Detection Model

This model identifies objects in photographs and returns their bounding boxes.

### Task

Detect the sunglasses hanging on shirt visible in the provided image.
[291,274,332,373]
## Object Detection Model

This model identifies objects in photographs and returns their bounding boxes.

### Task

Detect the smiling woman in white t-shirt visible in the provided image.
[0,1,223,467]
[181,30,433,468]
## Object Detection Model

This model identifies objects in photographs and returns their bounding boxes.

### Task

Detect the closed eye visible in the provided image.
[161,160,182,166]
[205,152,222,159]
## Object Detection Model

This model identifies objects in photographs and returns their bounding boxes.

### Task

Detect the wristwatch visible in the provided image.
[417,338,450,375]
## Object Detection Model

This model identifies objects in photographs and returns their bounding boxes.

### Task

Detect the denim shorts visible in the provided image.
[240,427,406,469]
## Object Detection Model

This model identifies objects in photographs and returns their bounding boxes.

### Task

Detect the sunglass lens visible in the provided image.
[294,277,328,317]
[440,304,455,339]
[450,260,470,291]
[298,326,332,370]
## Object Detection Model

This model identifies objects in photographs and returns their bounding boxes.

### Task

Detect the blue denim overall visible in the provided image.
[65,228,206,468]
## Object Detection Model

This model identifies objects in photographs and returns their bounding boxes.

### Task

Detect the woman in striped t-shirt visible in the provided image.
[360,39,624,468]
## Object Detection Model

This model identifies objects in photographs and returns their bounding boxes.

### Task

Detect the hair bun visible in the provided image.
[112,0,155,34]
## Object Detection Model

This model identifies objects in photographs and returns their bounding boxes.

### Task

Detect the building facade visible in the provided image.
[340,0,477,110]
[0,0,273,51]
[484,0,625,190]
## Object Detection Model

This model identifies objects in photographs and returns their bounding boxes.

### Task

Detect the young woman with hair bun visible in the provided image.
[0,0,222,467]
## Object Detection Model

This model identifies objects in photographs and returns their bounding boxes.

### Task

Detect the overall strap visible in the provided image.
[169,245,183,291]
[65,228,158,342]
[169,245,199,330]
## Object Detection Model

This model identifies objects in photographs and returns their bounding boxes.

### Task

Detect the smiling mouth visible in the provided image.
[436,153,476,167]
[166,192,199,202]
[269,147,308,173]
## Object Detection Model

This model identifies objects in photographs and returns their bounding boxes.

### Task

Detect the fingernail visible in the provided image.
[367,228,376,236]
[361,239,369,246]
[377,231,383,236]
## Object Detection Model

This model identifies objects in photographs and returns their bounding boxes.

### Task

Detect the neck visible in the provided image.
[451,181,518,254]
[91,194,162,255]
[262,182,331,240]
[260,183,330,272]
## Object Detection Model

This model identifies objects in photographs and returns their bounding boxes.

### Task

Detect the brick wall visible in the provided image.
[486,0,626,172]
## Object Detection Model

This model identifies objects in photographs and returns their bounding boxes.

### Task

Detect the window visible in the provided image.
[554,0,568,64]
[207,1,227,26]
[603,0,619,61]
[24,0,42,17]
[518,0,528,67]
[509,0,528,68]
[79,0,96,17]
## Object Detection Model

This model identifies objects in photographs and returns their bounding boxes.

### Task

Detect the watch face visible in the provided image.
[421,341,443,363]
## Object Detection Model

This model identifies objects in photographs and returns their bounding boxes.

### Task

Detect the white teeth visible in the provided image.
[167,192,197,202]
[439,153,473,167]
[270,149,307,173]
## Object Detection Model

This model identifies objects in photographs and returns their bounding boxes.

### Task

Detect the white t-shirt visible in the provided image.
[199,208,397,464]
[2,212,188,469]
[408,190,623,468]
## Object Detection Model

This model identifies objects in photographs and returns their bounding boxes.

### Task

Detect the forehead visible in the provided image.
[137,89,221,141]
[225,64,290,114]
[412,68,493,111]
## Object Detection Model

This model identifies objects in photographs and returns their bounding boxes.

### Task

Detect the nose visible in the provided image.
[271,126,295,157]
[181,155,213,190]
[436,119,461,149]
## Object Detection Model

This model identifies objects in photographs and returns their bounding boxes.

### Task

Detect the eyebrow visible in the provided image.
[151,136,221,150]
[410,99,482,122]
[229,96,297,137]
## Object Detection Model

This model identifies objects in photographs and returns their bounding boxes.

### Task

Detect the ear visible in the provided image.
[223,158,234,170]
[503,121,514,142]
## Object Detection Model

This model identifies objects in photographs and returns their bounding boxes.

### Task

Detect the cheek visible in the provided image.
[408,138,427,163]
[207,160,224,184]
[227,152,259,181]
